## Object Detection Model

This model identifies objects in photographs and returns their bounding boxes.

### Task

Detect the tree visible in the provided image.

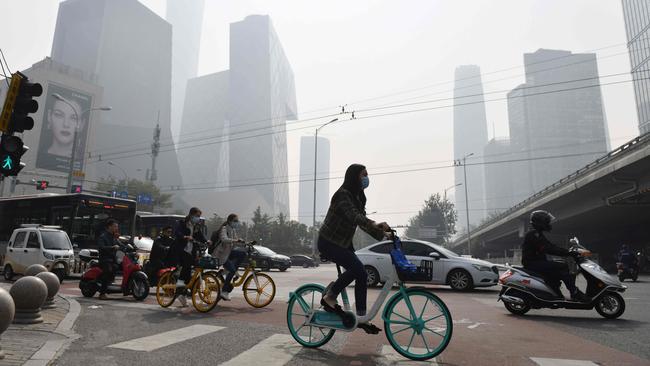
[243,207,313,255]
[95,177,173,211]
[406,193,457,244]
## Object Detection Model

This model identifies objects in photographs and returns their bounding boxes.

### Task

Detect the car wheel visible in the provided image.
[52,268,66,283]
[263,261,272,272]
[448,269,473,291]
[302,262,310,268]
[280,266,288,272]
[3,264,14,281]
[365,266,380,287]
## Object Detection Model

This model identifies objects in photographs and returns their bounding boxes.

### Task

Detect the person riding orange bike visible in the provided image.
[318,163,390,334]
[212,213,247,301]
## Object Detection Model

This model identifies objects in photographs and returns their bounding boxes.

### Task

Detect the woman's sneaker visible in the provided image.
[178,295,188,307]
[220,291,231,301]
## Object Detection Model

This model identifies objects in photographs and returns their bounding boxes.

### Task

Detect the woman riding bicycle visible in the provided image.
[172,207,209,306]
[212,213,246,301]
[318,163,390,332]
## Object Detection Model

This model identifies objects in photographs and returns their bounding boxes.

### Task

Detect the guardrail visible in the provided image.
[454,132,650,246]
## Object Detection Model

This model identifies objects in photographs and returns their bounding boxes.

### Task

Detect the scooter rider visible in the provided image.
[618,244,639,271]
[97,219,120,300]
[522,210,588,302]
[212,214,246,301]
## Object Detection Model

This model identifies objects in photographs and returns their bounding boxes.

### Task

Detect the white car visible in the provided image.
[356,239,499,291]
[3,225,75,283]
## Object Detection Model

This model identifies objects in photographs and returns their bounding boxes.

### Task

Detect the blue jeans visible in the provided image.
[318,236,367,314]
[223,248,247,292]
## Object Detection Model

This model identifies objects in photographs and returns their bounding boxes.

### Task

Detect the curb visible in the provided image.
[24,294,81,366]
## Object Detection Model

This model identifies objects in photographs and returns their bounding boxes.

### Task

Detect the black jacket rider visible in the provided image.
[97,230,119,264]
[521,229,569,266]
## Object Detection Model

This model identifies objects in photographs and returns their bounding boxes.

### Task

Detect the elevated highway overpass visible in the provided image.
[452,133,650,269]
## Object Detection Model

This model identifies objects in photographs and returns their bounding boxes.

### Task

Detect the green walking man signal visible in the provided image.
[2,155,13,170]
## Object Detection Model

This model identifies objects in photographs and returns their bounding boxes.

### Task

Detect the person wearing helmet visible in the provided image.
[522,210,588,302]
[618,244,639,270]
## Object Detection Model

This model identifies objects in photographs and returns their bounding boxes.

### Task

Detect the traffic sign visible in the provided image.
[119,191,128,199]
[72,170,85,178]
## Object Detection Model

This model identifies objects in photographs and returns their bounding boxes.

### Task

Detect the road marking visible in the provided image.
[378,345,439,365]
[219,334,302,366]
[530,357,599,366]
[108,324,225,352]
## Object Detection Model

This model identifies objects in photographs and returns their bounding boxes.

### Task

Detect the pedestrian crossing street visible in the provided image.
[103,324,600,366]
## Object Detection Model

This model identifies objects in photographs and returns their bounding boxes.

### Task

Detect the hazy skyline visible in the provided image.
[0,0,640,227]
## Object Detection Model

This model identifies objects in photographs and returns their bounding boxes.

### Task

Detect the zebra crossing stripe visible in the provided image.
[219,334,302,366]
[108,324,225,352]
[530,357,599,366]
[378,345,439,365]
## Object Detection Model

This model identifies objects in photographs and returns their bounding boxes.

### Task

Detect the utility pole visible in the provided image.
[149,112,161,183]
[462,153,474,256]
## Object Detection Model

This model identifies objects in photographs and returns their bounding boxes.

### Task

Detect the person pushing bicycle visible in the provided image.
[318,163,390,333]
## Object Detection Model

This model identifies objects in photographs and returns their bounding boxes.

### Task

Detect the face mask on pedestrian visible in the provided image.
[190,216,201,224]
[231,220,241,229]
[361,176,370,190]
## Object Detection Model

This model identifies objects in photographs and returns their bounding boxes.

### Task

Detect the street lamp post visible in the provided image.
[461,153,474,256]
[107,161,128,183]
[312,118,338,257]
[52,93,111,193]
[444,183,462,201]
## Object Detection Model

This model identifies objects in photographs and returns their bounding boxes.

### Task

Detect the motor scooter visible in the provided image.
[79,243,149,301]
[616,262,639,282]
[498,237,626,319]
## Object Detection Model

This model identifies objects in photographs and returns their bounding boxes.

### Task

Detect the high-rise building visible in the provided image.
[167,0,205,141]
[622,0,650,135]
[483,138,515,215]
[298,136,330,226]
[453,65,488,228]
[507,49,609,198]
[177,71,229,191]
[50,0,181,189]
[228,15,297,217]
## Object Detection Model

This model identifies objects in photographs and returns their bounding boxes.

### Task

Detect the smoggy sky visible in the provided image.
[0,0,640,228]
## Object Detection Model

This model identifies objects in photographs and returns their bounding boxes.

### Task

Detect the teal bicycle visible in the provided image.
[286,233,453,361]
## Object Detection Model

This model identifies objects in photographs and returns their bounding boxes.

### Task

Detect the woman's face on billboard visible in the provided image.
[48,99,80,147]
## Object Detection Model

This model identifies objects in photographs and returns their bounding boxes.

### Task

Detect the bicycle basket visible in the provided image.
[197,255,218,269]
[397,260,433,282]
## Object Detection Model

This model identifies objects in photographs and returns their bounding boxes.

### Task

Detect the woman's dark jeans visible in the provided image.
[318,236,367,314]
[223,248,247,293]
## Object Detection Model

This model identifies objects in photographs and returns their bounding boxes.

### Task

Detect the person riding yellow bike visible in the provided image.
[318,163,389,333]
[212,213,246,301]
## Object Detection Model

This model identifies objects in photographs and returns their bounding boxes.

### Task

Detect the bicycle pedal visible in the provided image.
[358,323,382,335]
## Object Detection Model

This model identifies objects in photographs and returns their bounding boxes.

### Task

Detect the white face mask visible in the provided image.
[231,220,241,229]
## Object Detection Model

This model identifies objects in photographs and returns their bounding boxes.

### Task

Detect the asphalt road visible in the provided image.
[7,265,649,365]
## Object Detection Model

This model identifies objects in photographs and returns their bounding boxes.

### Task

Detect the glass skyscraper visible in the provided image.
[622,0,650,134]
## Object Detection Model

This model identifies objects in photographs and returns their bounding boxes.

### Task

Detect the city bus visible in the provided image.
[135,212,185,239]
[0,193,137,252]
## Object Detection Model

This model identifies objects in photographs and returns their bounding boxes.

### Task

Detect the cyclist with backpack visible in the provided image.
[212,214,246,301]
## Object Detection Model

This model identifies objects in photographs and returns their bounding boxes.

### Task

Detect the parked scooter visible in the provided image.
[498,237,626,319]
[79,243,149,301]
[616,262,639,282]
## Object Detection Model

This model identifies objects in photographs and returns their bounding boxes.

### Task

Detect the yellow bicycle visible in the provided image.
[217,242,276,308]
[156,245,221,313]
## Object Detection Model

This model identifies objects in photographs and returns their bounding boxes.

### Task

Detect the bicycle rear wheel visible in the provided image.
[156,271,176,308]
[286,284,335,348]
[383,289,453,361]
[191,272,221,313]
[243,272,276,308]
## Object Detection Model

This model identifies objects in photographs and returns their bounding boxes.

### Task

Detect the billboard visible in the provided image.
[35,83,92,173]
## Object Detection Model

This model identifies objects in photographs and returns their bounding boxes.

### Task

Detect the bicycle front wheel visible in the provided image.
[383,289,453,361]
[191,272,221,313]
[156,271,176,308]
[243,272,276,308]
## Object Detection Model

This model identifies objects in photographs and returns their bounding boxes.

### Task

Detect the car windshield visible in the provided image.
[41,231,72,250]
[432,244,460,258]
[254,246,276,256]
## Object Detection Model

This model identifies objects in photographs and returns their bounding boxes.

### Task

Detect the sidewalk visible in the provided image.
[0,282,80,366]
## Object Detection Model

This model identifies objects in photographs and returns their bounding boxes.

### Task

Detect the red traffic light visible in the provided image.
[36,180,49,190]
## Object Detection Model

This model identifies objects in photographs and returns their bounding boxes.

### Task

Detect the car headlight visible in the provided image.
[472,264,492,272]
[43,252,55,260]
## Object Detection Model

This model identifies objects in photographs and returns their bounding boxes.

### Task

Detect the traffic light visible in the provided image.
[36,180,49,190]
[0,71,41,178]
[0,134,28,176]
[71,185,82,193]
